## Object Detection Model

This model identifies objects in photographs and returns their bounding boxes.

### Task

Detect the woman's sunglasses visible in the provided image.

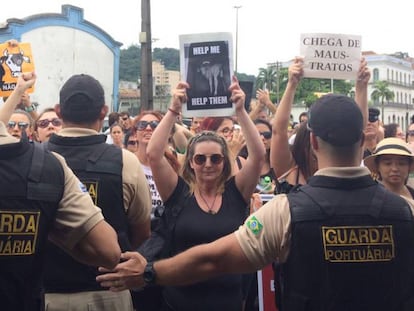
[127,140,137,146]
[8,121,29,129]
[36,118,62,129]
[193,154,224,165]
[260,131,272,139]
[136,120,159,131]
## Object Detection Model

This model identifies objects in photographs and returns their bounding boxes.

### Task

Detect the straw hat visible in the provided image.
[363,137,414,173]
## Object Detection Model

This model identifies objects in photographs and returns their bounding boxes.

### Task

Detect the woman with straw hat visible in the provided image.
[364,137,414,199]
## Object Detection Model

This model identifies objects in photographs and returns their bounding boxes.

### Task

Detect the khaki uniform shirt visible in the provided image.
[0,121,103,252]
[55,128,151,228]
[235,166,414,270]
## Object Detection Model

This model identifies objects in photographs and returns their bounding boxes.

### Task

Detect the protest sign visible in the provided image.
[0,42,35,97]
[239,80,254,111]
[300,33,361,80]
[179,32,234,117]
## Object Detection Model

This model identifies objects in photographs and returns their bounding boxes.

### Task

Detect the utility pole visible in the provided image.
[140,0,153,111]
[233,5,242,74]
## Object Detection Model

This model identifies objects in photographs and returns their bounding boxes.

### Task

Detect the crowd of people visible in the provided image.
[3,38,414,311]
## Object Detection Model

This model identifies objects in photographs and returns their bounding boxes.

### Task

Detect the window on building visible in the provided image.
[373,68,379,81]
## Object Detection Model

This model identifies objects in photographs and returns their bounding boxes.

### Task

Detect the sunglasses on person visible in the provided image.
[260,131,272,139]
[121,116,129,121]
[7,121,29,130]
[368,115,379,123]
[127,140,137,146]
[36,118,62,128]
[136,120,160,131]
[193,154,224,165]
[408,130,414,137]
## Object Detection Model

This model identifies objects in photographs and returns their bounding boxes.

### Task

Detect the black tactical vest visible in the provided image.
[43,134,129,292]
[278,174,414,311]
[0,140,64,311]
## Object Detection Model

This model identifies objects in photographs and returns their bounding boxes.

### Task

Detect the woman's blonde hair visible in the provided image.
[182,131,232,194]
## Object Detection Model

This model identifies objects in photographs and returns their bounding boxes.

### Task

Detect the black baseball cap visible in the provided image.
[308,94,363,146]
[59,74,105,122]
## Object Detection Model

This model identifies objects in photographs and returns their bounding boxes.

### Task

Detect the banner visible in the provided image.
[300,33,361,80]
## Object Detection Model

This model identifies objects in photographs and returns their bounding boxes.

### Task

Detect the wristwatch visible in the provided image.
[143,261,157,286]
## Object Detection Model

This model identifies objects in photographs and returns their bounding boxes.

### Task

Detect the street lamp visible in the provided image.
[233,5,242,73]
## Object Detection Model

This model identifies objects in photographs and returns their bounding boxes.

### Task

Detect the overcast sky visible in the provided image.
[1,0,413,75]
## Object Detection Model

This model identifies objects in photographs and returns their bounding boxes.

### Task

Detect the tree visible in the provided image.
[256,67,278,92]
[333,79,353,96]
[255,67,289,103]
[235,72,255,83]
[304,93,318,109]
[119,45,180,82]
[273,68,289,103]
[371,81,395,123]
[153,48,179,70]
[119,44,141,82]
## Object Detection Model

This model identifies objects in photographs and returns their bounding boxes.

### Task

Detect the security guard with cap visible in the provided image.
[43,74,151,311]
[273,95,414,310]
[97,93,414,311]
[0,72,121,311]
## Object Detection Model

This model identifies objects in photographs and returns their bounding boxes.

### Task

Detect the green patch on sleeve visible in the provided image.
[246,216,263,235]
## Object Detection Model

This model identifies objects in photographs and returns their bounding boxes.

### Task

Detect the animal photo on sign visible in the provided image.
[0,42,35,96]
[185,40,231,111]
[199,60,225,96]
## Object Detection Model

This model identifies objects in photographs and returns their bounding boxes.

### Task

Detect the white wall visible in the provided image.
[21,26,115,112]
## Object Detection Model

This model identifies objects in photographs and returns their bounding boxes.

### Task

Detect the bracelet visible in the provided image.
[24,104,36,112]
[168,108,180,116]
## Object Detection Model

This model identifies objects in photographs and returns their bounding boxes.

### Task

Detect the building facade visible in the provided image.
[364,52,413,131]
[118,80,140,115]
[289,52,414,130]
[0,5,121,112]
[152,60,180,112]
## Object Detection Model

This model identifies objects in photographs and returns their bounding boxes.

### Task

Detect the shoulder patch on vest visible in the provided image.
[78,182,88,193]
[247,216,263,235]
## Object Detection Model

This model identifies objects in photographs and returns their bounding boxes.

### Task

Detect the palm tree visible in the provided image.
[371,81,395,123]
[256,67,277,92]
